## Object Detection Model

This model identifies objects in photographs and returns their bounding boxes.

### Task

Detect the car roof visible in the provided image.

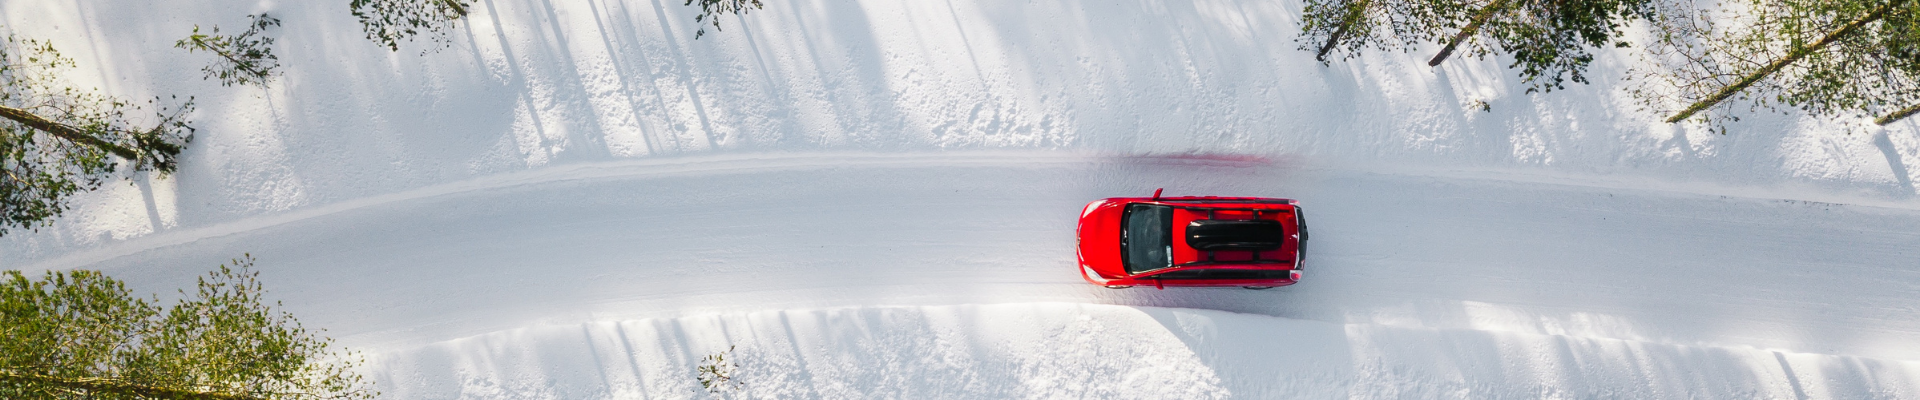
[1160,203,1297,270]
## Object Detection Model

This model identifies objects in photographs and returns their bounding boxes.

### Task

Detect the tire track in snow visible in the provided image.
[24,152,1917,272]
[14,152,1090,271]
[17,151,1920,363]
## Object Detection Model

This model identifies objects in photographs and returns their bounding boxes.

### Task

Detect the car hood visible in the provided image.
[1077,199,1127,279]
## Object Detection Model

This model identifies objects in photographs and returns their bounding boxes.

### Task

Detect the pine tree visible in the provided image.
[0,255,373,400]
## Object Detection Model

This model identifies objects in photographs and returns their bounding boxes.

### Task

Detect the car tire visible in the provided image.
[1104,285,1133,289]
[1242,286,1275,290]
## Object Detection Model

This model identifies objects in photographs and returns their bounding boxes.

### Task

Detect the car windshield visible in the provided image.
[1122,204,1173,274]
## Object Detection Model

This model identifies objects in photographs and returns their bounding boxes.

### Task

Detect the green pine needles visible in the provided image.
[0,255,374,400]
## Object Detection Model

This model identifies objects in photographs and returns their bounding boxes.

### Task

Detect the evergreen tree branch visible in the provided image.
[1664,0,1905,123]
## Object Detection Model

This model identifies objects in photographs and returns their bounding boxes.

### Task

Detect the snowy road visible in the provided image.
[18,152,1920,397]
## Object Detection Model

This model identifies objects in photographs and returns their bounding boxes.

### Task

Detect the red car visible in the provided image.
[1077,189,1307,289]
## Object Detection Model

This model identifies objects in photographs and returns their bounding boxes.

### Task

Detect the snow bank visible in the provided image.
[374,303,1920,399]
[3,0,1915,251]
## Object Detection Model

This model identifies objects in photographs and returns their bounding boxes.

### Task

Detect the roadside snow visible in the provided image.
[374,303,1920,399]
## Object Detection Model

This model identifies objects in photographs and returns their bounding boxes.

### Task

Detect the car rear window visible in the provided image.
[1122,204,1174,274]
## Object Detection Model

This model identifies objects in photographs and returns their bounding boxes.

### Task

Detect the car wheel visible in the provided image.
[1242,286,1275,290]
[1104,285,1133,289]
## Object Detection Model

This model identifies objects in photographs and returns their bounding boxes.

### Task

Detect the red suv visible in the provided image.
[1076,189,1307,289]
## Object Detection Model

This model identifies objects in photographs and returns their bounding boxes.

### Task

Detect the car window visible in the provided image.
[1122,203,1173,274]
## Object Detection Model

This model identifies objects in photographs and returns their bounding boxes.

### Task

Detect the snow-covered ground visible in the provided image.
[6,0,1920,398]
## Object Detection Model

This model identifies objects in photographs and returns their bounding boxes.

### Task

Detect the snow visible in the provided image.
[372,303,1920,399]
[5,0,1920,398]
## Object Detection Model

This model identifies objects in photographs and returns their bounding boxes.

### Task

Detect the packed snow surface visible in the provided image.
[5,0,1920,398]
